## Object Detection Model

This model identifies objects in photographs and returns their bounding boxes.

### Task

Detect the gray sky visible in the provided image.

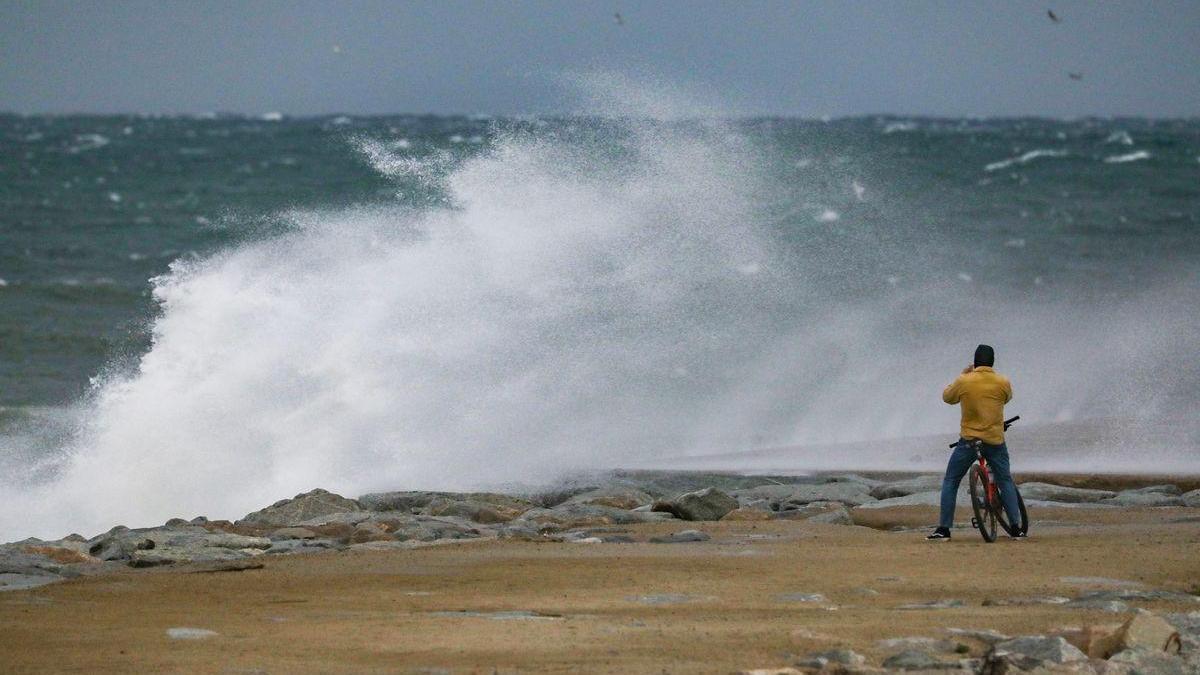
[2,1,1198,117]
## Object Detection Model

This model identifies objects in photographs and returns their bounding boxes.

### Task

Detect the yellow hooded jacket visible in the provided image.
[942,366,1013,445]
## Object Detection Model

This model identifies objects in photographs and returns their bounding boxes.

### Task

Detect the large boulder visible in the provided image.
[88,525,270,566]
[855,488,969,510]
[1182,490,1200,508]
[513,503,673,530]
[1017,482,1115,504]
[730,483,876,509]
[1125,485,1182,496]
[983,636,1088,673]
[565,487,654,511]
[871,475,944,500]
[1106,648,1190,674]
[424,498,524,524]
[356,491,534,514]
[237,489,362,527]
[656,487,739,521]
[1090,612,1182,659]
[1106,491,1185,507]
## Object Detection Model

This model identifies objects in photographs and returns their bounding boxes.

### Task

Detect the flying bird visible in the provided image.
[614,12,624,26]
[1068,72,1084,81]
[1047,9,1060,23]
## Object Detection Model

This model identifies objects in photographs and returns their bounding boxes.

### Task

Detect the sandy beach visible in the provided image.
[3,498,1198,674]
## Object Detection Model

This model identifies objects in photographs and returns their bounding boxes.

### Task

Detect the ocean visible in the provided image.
[2,109,1198,538]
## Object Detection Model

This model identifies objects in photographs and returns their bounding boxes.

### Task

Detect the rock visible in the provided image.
[822,473,886,488]
[356,491,534,515]
[1181,489,1200,508]
[855,490,970,510]
[658,487,739,521]
[425,498,524,524]
[1125,485,1182,496]
[984,636,1088,673]
[1016,482,1116,504]
[871,475,944,500]
[565,486,653,510]
[270,527,317,540]
[89,526,271,567]
[945,628,1011,646]
[265,539,339,555]
[722,508,774,521]
[1091,611,1182,659]
[793,648,867,670]
[514,503,674,530]
[165,627,218,640]
[805,505,855,526]
[897,599,966,610]
[649,529,711,544]
[1106,647,1189,674]
[236,488,362,527]
[348,523,392,544]
[878,637,968,653]
[1106,491,1184,507]
[19,545,99,565]
[983,596,1071,607]
[778,483,877,508]
[882,649,962,670]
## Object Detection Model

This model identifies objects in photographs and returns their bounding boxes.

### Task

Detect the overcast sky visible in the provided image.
[2,1,1198,117]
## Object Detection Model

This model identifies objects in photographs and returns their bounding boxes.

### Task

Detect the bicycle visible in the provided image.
[949,416,1029,542]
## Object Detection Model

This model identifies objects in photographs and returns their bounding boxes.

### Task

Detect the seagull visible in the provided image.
[1068,72,1083,81]
[1047,9,1060,23]
[614,12,624,26]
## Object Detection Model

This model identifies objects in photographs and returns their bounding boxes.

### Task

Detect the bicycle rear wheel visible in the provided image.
[968,466,997,542]
[996,487,1029,537]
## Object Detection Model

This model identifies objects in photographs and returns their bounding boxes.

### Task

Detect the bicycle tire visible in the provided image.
[996,487,1029,537]
[969,466,997,542]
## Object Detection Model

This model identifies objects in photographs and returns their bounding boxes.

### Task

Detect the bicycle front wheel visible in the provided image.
[969,466,997,542]
[997,487,1029,537]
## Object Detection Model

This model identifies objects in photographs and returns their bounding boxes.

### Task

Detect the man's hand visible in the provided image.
[961,364,974,375]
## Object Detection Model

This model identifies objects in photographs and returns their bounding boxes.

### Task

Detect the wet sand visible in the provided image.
[3,506,1199,673]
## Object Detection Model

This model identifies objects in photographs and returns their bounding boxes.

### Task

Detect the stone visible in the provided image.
[1181,489,1200,508]
[265,539,339,555]
[19,545,99,565]
[983,596,1071,607]
[945,628,1011,645]
[855,490,970,510]
[1106,647,1189,674]
[984,636,1088,673]
[659,487,739,521]
[356,491,534,514]
[1125,485,1182,496]
[871,475,944,500]
[514,503,674,530]
[878,637,967,653]
[722,508,774,521]
[165,627,218,640]
[805,505,855,526]
[236,488,362,527]
[881,649,961,670]
[425,498,524,524]
[793,649,867,670]
[1106,491,1184,507]
[1016,483,1116,504]
[649,529,711,544]
[1091,611,1182,659]
[189,560,265,573]
[269,527,317,540]
[897,599,966,610]
[778,483,877,508]
[565,486,654,510]
[348,523,393,544]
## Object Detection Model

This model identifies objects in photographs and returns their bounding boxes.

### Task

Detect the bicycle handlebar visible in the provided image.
[948,416,1020,448]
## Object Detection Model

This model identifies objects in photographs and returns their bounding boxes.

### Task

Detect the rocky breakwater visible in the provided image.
[4,472,1199,593]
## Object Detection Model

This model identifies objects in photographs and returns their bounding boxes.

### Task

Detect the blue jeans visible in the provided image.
[939,440,1021,530]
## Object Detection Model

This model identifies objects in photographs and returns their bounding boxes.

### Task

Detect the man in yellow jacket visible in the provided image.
[927,344,1023,540]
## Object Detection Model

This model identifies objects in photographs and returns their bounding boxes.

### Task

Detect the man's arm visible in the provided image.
[942,376,963,404]
[1003,378,1013,404]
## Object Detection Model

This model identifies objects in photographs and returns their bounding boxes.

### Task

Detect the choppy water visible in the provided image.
[2,91,1199,538]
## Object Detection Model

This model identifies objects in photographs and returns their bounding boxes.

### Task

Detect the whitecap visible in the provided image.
[392,139,411,150]
[1005,238,1026,248]
[957,272,973,282]
[984,149,1068,172]
[107,192,122,203]
[331,115,352,126]
[883,121,916,134]
[260,112,284,122]
[1103,150,1150,164]
[0,278,8,287]
[816,209,840,222]
[69,134,110,153]
[1104,131,1133,146]
[851,180,866,201]
[795,158,813,169]
[448,134,465,143]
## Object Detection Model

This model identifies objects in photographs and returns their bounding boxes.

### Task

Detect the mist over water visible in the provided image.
[2,79,1198,539]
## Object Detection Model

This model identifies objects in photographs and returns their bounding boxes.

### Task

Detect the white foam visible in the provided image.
[882,121,916,134]
[1104,131,1133,146]
[984,149,1067,172]
[260,112,284,122]
[1103,150,1151,164]
[816,209,840,222]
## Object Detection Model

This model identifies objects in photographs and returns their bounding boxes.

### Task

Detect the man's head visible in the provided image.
[974,344,995,368]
